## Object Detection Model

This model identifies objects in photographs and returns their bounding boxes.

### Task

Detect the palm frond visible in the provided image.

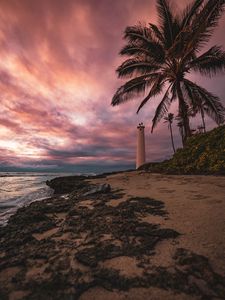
[117,58,160,79]
[167,28,193,58]
[124,24,153,44]
[182,80,201,109]
[200,0,225,32]
[151,83,173,132]
[120,43,151,56]
[188,45,225,77]
[179,0,204,29]
[168,1,204,59]
[136,75,165,113]
[111,73,160,106]
[149,23,164,43]
[123,25,165,62]
[185,0,225,54]
[170,82,177,100]
[156,0,175,49]
[183,79,225,124]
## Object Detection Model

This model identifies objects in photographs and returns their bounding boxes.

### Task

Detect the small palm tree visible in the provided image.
[197,125,205,133]
[112,0,225,143]
[164,113,176,153]
[191,101,207,133]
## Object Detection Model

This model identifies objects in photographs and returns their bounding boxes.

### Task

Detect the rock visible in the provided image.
[189,276,216,297]
[46,175,90,194]
[83,184,111,196]
[46,171,134,195]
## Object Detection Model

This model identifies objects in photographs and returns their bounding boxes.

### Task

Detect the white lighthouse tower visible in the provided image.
[136,123,146,169]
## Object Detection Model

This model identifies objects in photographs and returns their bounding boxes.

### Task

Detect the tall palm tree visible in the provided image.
[164,113,176,153]
[111,0,225,143]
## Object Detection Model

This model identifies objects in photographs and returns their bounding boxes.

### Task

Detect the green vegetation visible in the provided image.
[139,125,225,175]
[112,0,225,143]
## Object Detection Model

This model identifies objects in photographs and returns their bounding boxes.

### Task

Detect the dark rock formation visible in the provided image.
[46,170,133,194]
[83,183,111,196]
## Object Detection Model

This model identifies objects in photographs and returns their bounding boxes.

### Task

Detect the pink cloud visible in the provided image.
[0,0,224,171]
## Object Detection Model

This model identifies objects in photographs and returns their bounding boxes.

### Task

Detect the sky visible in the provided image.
[0,0,225,173]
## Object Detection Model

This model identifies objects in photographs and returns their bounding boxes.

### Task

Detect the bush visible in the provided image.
[139,125,225,175]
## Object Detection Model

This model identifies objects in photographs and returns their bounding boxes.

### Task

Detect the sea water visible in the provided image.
[0,172,73,226]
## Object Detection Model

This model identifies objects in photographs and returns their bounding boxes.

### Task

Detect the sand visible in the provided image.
[0,171,224,300]
[88,171,225,299]
[91,172,225,274]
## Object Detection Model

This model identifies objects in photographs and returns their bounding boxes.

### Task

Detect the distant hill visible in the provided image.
[139,125,225,175]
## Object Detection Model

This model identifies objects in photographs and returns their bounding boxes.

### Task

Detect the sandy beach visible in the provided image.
[91,171,225,274]
[87,171,225,299]
[0,171,224,299]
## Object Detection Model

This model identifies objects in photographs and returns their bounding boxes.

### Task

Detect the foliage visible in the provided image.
[139,125,225,175]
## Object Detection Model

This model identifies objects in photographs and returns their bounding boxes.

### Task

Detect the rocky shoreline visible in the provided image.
[0,174,225,299]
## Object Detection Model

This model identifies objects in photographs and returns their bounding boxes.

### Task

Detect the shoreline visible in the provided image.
[0,171,224,299]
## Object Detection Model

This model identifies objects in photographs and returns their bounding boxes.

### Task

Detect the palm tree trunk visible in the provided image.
[177,122,184,147]
[180,127,184,147]
[200,107,206,133]
[176,82,191,143]
[169,123,176,153]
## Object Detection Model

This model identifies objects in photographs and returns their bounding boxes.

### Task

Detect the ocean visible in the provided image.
[0,172,74,226]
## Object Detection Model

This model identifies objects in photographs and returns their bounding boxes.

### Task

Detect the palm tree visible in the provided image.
[199,107,206,133]
[164,113,176,153]
[197,125,205,133]
[176,110,194,146]
[176,117,185,146]
[191,100,207,133]
[111,0,225,143]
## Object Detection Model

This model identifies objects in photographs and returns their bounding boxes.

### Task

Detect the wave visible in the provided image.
[0,172,73,226]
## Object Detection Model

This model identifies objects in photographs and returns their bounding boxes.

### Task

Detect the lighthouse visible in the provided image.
[136,123,146,169]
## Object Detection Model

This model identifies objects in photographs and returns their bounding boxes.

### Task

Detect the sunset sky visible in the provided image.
[0,0,225,173]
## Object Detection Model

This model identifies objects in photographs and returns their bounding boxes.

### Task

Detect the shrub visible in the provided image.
[139,125,225,175]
